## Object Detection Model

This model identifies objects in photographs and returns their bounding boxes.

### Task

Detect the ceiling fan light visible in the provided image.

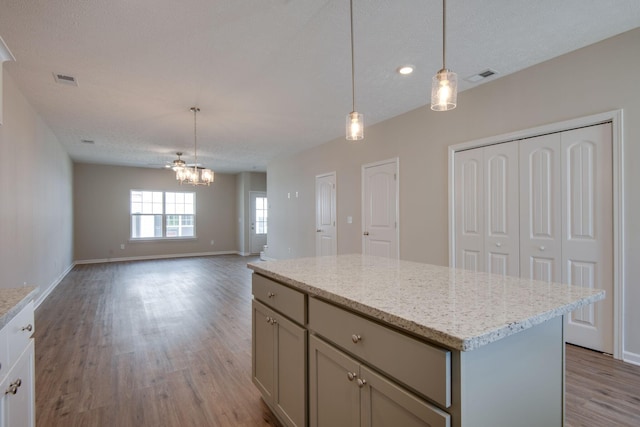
[431,68,457,111]
[201,168,214,184]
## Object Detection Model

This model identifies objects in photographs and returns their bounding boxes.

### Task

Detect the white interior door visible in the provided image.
[561,124,613,353]
[315,172,337,256]
[250,192,268,254]
[519,133,563,283]
[362,159,399,259]
[454,148,484,272]
[484,142,520,276]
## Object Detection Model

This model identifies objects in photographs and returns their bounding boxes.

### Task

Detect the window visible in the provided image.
[255,196,268,234]
[130,190,195,239]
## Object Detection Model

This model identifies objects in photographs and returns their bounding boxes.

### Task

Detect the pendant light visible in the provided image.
[346,0,364,141]
[431,0,457,111]
[176,107,214,186]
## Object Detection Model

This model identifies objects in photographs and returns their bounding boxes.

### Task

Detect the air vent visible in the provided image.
[80,139,95,144]
[464,69,498,83]
[53,73,78,86]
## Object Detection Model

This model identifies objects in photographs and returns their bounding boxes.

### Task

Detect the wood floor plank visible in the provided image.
[34,255,640,426]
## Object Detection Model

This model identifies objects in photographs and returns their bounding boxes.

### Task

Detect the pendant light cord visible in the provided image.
[350,0,356,112]
[442,0,446,69]
[191,107,199,170]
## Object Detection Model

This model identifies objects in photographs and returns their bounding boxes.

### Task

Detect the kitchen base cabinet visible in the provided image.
[252,300,306,427]
[309,335,450,427]
[0,340,35,427]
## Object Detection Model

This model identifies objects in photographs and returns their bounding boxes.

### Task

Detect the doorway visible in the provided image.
[250,191,268,255]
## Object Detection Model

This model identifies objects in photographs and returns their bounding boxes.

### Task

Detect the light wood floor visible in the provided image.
[34,255,640,426]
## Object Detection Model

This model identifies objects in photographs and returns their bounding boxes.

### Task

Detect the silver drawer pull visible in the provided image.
[22,324,33,332]
[266,316,272,323]
[5,379,22,395]
[270,318,277,325]
[351,334,362,344]
[267,292,275,298]
[356,378,367,388]
[347,372,357,381]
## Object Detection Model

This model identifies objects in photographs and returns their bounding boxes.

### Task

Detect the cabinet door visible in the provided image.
[454,148,484,272]
[274,313,306,427]
[309,335,360,427]
[0,341,35,427]
[519,133,562,283]
[252,300,275,403]
[360,365,450,427]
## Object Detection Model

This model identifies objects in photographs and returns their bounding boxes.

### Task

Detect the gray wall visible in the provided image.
[266,29,640,359]
[0,72,73,305]
[74,164,238,261]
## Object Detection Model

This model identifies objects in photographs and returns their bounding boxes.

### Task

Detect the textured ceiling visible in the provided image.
[1,0,639,173]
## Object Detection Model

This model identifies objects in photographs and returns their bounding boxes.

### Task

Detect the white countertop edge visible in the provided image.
[248,263,605,351]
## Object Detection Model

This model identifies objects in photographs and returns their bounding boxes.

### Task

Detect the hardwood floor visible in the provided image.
[34,255,640,426]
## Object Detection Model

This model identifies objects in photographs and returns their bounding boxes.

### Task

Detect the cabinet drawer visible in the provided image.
[308,297,451,408]
[6,302,34,367]
[252,274,305,325]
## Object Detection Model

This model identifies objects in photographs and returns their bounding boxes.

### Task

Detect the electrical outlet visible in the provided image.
[120,244,125,250]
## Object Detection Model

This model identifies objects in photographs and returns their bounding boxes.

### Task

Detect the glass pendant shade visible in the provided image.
[430,69,457,111]
[201,168,214,184]
[346,111,364,141]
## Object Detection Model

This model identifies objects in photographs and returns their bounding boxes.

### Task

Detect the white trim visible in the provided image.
[623,351,640,367]
[361,157,400,259]
[75,250,238,265]
[448,110,624,360]
[34,263,75,309]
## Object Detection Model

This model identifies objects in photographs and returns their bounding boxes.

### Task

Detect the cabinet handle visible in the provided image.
[495,242,502,247]
[539,246,545,251]
[356,378,367,388]
[5,378,22,395]
[271,318,277,325]
[351,334,362,344]
[346,372,357,381]
[22,324,33,332]
[363,231,369,236]
[267,292,275,298]
[266,316,272,323]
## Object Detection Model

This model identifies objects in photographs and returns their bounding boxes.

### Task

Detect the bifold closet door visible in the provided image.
[561,124,613,353]
[519,133,563,283]
[454,149,484,272]
[454,142,519,276]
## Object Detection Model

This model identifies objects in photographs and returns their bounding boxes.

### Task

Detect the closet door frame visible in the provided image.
[448,109,624,360]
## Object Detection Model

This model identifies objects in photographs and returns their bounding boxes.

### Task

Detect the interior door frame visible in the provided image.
[448,109,624,360]
[361,157,400,259]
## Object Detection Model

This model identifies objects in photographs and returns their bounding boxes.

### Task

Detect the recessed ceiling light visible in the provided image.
[80,139,94,144]
[397,66,414,75]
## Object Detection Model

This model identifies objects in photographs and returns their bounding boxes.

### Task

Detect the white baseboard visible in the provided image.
[75,251,238,265]
[623,350,640,366]
[261,255,277,261]
[34,263,75,309]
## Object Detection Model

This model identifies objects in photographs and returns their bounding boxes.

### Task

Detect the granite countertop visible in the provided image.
[0,286,38,330]
[248,254,605,351]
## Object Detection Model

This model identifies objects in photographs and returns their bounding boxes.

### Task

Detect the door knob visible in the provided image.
[363,231,369,236]
[316,229,322,232]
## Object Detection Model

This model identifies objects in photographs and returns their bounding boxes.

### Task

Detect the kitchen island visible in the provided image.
[248,254,604,427]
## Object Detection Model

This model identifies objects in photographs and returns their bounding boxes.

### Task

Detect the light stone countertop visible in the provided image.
[248,254,605,351]
[0,286,38,330]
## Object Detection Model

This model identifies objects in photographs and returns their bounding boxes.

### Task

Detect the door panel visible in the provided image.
[250,192,268,254]
[316,173,337,256]
[484,142,519,276]
[454,149,483,271]
[275,315,306,427]
[363,160,398,259]
[561,124,613,353]
[519,134,562,283]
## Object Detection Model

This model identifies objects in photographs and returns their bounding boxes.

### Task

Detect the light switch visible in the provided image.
[347,216,353,224]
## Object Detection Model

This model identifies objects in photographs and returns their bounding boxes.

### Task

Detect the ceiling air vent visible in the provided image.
[464,69,498,83]
[53,73,78,86]
[80,139,95,144]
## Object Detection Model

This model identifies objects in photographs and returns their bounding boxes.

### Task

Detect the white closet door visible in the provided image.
[454,149,484,272]
[484,142,520,277]
[561,124,613,353]
[519,133,562,283]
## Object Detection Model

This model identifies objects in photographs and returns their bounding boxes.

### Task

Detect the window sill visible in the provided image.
[129,237,198,243]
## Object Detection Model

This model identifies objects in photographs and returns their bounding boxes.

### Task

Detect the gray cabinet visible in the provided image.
[252,276,307,427]
[309,335,450,427]
[0,301,35,427]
